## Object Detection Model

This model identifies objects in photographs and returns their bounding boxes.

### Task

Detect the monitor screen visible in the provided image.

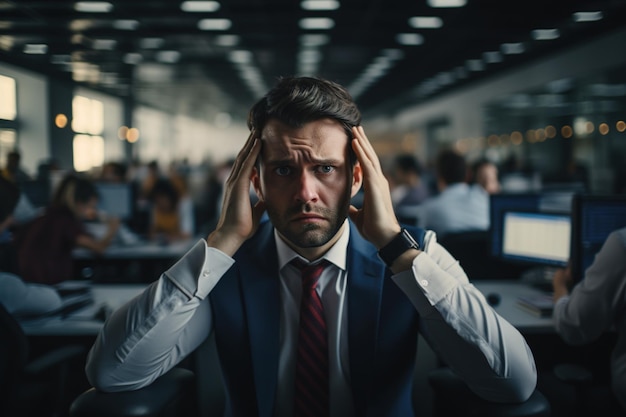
[570,194,626,283]
[501,210,571,267]
[489,193,543,258]
[95,182,134,220]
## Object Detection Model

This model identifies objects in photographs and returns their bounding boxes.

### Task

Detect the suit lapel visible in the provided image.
[346,222,387,412]
[237,222,281,417]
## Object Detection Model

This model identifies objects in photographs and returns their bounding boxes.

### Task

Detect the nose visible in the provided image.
[294,170,318,204]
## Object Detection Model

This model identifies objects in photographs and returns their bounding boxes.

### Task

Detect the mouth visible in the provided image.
[291,213,326,223]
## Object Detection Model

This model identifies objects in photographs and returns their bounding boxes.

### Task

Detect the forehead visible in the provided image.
[260,118,349,159]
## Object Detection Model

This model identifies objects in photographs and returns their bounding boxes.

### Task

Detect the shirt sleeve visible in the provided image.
[391,232,537,403]
[553,230,626,345]
[85,239,235,392]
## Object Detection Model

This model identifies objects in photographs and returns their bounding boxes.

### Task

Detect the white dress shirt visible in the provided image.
[86,220,537,415]
[553,227,626,411]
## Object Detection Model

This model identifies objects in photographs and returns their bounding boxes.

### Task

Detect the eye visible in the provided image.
[274,166,292,176]
[317,165,335,174]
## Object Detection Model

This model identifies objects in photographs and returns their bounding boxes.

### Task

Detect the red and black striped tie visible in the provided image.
[293,259,330,417]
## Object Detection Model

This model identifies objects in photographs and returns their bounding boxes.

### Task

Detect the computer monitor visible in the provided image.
[94,182,134,220]
[570,194,626,283]
[500,210,571,267]
[489,193,543,258]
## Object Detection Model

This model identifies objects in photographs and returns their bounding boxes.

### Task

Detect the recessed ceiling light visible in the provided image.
[74,2,113,13]
[483,51,502,64]
[395,33,424,46]
[228,50,252,64]
[573,11,603,22]
[408,16,443,29]
[427,0,466,8]
[466,59,484,71]
[198,18,232,30]
[300,0,340,11]
[299,17,335,30]
[300,34,330,46]
[532,29,560,41]
[123,53,142,65]
[181,1,220,12]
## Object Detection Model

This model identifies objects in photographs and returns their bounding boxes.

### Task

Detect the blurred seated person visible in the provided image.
[551,227,626,415]
[415,148,489,237]
[100,161,128,183]
[471,158,501,195]
[148,178,194,243]
[389,153,430,208]
[15,173,120,285]
[1,150,31,184]
[0,176,62,316]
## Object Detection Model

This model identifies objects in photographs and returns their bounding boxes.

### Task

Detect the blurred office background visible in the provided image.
[2,1,626,416]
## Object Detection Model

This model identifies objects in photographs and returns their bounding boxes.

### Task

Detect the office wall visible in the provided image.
[0,62,49,176]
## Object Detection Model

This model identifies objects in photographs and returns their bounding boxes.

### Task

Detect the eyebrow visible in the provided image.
[265,157,343,166]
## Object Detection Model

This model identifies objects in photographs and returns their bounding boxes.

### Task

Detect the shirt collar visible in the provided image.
[275,219,349,272]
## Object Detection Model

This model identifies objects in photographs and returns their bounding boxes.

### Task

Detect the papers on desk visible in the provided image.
[516,294,554,317]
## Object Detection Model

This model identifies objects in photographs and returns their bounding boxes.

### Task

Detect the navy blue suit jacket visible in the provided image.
[209,220,427,417]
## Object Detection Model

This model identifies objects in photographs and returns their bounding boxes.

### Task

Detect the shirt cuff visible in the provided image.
[391,251,459,316]
[164,239,235,299]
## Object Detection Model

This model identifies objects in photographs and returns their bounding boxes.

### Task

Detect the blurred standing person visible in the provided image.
[471,158,501,195]
[390,153,430,207]
[416,148,489,237]
[16,173,120,285]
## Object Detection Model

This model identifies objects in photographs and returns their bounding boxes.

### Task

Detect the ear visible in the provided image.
[251,166,264,201]
[350,161,363,198]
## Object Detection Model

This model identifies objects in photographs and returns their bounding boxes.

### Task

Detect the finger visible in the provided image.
[229,130,258,180]
[352,126,382,172]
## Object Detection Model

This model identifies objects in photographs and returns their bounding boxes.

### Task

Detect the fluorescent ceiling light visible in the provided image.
[198,18,232,30]
[113,19,139,30]
[299,17,335,30]
[74,2,113,13]
[215,34,240,47]
[483,51,502,64]
[229,50,252,64]
[382,48,404,60]
[140,38,165,49]
[532,29,560,41]
[427,0,466,8]
[500,42,525,54]
[298,49,321,64]
[466,59,484,71]
[573,11,603,22]
[300,34,330,46]
[301,0,340,11]
[93,39,116,50]
[23,44,47,54]
[395,33,424,46]
[156,50,181,63]
[123,53,142,65]
[181,1,220,12]
[408,16,443,29]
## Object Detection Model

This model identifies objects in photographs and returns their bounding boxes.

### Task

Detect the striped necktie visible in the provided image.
[292,259,330,417]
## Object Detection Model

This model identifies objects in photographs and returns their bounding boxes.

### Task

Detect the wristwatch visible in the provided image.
[377,228,420,267]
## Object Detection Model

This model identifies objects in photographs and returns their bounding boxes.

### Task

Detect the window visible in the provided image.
[72,95,104,172]
[0,75,17,121]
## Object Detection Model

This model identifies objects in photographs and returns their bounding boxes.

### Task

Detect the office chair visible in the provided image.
[428,367,551,417]
[0,303,85,417]
[69,330,225,417]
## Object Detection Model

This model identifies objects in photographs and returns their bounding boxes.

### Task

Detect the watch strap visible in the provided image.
[378,228,420,267]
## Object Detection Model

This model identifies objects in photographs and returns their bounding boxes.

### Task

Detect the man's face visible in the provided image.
[252,118,362,257]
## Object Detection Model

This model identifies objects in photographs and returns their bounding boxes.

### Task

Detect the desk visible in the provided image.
[19,283,147,336]
[473,280,555,334]
[72,239,197,282]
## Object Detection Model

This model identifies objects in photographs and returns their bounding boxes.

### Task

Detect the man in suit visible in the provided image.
[86,76,537,417]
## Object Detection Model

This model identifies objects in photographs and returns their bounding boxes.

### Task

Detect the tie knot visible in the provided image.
[292,259,328,289]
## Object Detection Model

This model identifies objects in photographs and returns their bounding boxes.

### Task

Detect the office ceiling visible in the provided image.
[1,0,625,121]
